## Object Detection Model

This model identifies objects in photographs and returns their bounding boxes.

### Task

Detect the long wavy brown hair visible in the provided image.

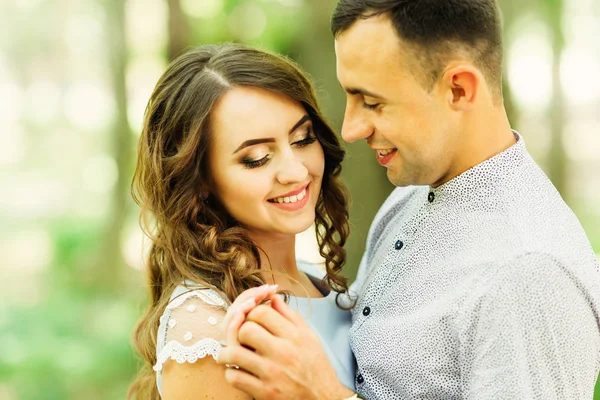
[128,43,350,399]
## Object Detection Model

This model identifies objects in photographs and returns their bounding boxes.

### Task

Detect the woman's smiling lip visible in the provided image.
[268,183,310,200]
[267,184,311,211]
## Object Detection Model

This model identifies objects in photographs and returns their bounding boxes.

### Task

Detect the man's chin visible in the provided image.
[386,168,418,188]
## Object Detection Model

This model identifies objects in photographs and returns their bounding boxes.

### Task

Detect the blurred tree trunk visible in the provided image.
[294,0,393,280]
[95,0,132,287]
[545,0,568,200]
[167,0,190,61]
[499,0,520,127]
[500,0,568,199]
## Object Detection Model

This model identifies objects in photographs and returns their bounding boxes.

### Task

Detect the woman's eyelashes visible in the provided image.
[240,127,317,170]
[242,154,270,169]
[292,127,317,147]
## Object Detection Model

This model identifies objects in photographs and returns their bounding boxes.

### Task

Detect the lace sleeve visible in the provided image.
[154,287,229,373]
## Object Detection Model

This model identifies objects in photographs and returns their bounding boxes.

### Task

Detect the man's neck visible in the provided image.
[433,106,514,188]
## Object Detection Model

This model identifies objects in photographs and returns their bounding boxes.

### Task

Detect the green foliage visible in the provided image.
[0,219,143,399]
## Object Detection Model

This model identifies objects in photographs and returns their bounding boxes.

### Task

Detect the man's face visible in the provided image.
[335,15,460,187]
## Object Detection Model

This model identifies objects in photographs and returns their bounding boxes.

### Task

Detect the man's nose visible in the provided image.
[341,106,372,143]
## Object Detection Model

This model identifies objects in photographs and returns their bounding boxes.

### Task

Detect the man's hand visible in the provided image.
[218,293,353,400]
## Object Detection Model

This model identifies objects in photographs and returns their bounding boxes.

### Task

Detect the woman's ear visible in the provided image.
[200,188,210,203]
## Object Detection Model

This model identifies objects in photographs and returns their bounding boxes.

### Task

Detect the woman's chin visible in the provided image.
[281,216,316,236]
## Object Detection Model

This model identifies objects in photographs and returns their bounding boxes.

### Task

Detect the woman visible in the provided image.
[128,43,355,399]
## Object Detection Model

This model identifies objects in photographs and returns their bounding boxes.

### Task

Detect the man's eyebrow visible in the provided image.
[232,115,312,154]
[345,87,385,100]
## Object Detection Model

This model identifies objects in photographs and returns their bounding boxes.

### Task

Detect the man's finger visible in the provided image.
[224,368,267,399]
[245,303,295,339]
[270,294,307,326]
[238,320,285,358]
[218,344,270,378]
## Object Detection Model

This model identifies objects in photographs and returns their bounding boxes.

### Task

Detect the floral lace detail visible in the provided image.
[166,288,228,311]
[153,338,222,372]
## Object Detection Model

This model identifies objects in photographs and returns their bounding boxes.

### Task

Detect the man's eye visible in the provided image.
[362,102,379,110]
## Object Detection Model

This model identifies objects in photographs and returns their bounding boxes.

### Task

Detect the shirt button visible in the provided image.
[356,373,364,384]
[394,240,404,250]
[428,191,435,203]
[362,306,371,316]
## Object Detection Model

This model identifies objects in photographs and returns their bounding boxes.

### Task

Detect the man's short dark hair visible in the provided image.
[331,0,503,99]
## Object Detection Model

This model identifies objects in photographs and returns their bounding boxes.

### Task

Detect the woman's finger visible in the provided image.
[221,285,278,334]
[224,308,245,347]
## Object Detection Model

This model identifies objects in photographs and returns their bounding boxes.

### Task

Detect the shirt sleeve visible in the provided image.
[458,252,600,399]
[154,287,229,373]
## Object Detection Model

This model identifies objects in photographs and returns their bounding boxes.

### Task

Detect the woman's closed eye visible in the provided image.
[242,154,270,169]
[292,127,318,147]
[241,127,317,169]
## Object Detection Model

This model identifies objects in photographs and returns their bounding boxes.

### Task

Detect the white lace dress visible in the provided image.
[153,262,356,396]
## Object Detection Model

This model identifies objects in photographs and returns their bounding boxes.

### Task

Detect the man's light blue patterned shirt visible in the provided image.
[350,132,600,399]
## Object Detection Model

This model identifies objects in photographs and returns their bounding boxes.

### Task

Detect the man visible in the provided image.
[218,0,600,398]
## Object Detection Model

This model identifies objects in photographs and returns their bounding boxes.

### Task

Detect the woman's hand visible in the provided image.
[220,284,279,346]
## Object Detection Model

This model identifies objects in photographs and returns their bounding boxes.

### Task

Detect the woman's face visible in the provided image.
[208,86,325,238]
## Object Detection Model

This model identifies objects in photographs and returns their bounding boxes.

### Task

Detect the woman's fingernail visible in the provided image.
[268,284,278,291]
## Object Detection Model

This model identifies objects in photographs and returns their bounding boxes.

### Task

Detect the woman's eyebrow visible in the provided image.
[232,114,311,154]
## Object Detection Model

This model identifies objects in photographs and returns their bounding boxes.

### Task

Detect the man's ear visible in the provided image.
[439,65,481,111]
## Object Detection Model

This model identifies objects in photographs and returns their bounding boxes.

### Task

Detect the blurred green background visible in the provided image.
[1,0,599,398]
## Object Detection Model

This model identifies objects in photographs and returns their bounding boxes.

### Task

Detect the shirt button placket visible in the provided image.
[428,191,435,203]
[356,373,364,385]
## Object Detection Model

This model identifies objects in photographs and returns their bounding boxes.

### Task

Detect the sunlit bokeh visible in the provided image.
[561,47,600,105]
[229,3,268,41]
[126,56,166,133]
[64,82,115,130]
[26,80,62,126]
[182,0,224,19]
[126,0,168,53]
[507,19,553,110]
[2,230,53,272]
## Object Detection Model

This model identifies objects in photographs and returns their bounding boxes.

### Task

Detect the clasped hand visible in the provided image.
[217,285,352,400]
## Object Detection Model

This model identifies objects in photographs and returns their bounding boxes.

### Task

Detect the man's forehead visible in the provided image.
[335,16,408,89]
[337,16,397,46]
[335,16,403,67]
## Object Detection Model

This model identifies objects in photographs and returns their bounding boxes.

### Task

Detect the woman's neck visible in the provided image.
[247,230,300,280]
[247,230,322,298]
